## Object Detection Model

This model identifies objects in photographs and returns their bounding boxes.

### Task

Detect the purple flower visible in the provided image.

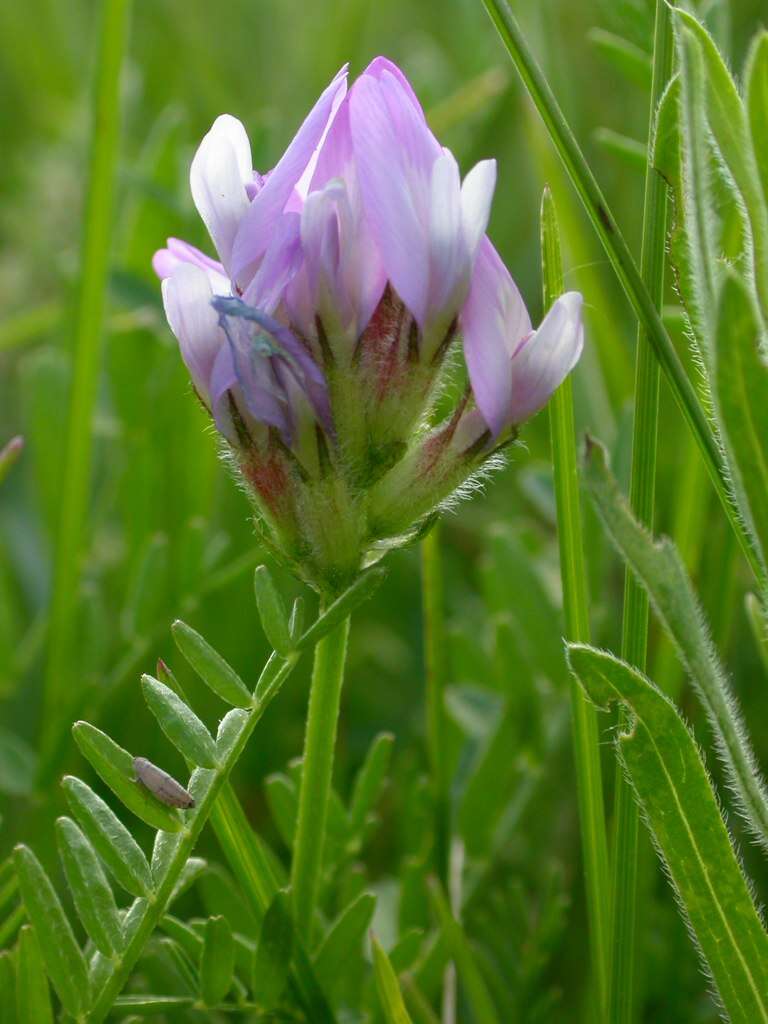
[153,57,585,590]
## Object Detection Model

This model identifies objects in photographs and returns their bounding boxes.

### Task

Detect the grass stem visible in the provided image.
[40,0,131,766]
[610,5,672,1020]
[543,188,611,1020]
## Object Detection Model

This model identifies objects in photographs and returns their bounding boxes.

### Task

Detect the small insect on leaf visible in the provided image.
[133,757,195,809]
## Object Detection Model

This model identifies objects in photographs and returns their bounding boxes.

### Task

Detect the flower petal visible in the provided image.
[350,69,441,327]
[190,115,253,275]
[460,159,496,258]
[231,66,348,284]
[161,263,225,406]
[241,212,303,314]
[153,237,229,292]
[508,291,584,424]
[461,237,532,438]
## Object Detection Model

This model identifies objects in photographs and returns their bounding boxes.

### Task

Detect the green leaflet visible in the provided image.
[13,845,89,1018]
[15,926,52,1024]
[252,890,294,1010]
[295,567,386,651]
[253,565,293,656]
[55,817,124,958]
[567,644,768,1023]
[141,674,218,768]
[72,721,183,833]
[200,915,234,1007]
[348,732,394,836]
[372,935,413,1024]
[171,620,253,707]
[313,892,376,1000]
[715,273,768,571]
[62,776,154,898]
[584,438,768,848]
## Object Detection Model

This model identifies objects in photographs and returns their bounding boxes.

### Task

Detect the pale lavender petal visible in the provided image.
[361,56,425,121]
[461,237,532,438]
[208,343,239,443]
[508,291,584,424]
[460,159,497,259]
[153,238,229,293]
[231,66,348,284]
[350,70,440,326]
[425,151,465,323]
[190,115,253,275]
[161,263,225,406]
[241,212,303,314]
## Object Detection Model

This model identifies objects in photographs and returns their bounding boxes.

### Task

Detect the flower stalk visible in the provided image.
[291,617,351,937]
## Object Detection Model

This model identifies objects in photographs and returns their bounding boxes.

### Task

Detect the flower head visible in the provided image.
[154,58,584,592]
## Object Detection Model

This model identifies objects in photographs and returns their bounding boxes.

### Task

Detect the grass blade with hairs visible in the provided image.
[567,643,768,1023]
[584,438,768,848]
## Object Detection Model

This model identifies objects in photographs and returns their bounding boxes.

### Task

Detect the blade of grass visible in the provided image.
[421,527,449,889]
[39,0,132,766]
[479,0,765,589]
[543,188,610,1020]
[610,4,672,1022]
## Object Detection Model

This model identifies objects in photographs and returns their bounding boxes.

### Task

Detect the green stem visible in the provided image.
[291,617,351,937]
[610,6,672,1021]
[40,0,131,764]
[543,189,610,1020]
[479,0,765,589]
[421,527,450,887]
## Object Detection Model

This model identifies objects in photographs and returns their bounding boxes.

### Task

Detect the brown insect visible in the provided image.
[133,757,195,809]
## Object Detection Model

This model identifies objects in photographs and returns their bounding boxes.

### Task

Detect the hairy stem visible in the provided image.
[291,618,351,937]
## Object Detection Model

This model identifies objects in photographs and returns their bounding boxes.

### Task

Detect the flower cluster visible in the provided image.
[154,58,583,594]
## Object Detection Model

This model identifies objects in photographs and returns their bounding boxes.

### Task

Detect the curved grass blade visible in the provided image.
[674,9,768,325]
[746,32,768,208]
[141,674,218,769]
[56,817,124,958]
[584,439,768,848]
[372,935,414,1024]
[15,926,52,1024]
[72,722,183,833]
[714,274,768,570]
[62,775,154,898]
[479,0,765,588]
[13,845,89,1018]
[171,621,252,707]
[427,877,500,1024]
[567,644,768,1023]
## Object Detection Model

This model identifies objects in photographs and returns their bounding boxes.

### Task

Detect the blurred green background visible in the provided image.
[1,0,766,1018]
